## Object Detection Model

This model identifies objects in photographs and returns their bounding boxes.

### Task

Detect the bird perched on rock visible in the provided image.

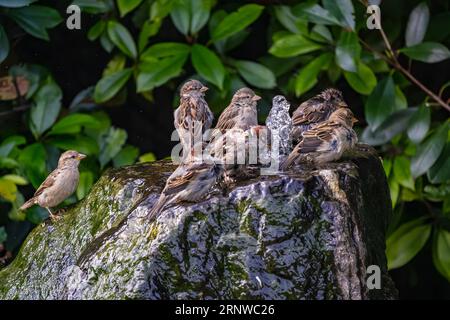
[147,160,223,222]
[281,108,358,170]
[266,95,292,157]
[20,150,86,220]
[174,79,213,161]
[291,88,348,143]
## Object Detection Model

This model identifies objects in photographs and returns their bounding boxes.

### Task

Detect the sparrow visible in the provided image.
[291,88,348,143]
[19,150,86,220]
[174,79,213,161]
[266,95,293,156]
[281,108,358,170]
[148,159,224,222]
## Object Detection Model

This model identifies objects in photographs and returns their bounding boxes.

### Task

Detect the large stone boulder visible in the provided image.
[0,148,397,299]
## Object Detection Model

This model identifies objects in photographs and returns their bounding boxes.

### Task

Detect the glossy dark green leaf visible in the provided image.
[138,20,161,53]
[294,53,332,97]
[0,0,35,7]
[48,114,100,136]
[428,142,450,184]
[137,54,188,92]
[87,20,105,41]
[76,170,94,200]
[295,3,340,26]
[234,60,276,89]
[18,143,47,188]
[433,229,450,281]
[382,157,392,177]
[94,68,132,103]
[323,0,355,30]
[393,156,415,190]
[309,24,333,43]
[365,76,397,131]
[211,4,263,42]
[335,31,361,72]
[343,62,377,95]
[400,42,450,63]
[190,0,212,34]
[7,5,62,40]
[411,123,448,178]
[386,218,431,269]
[107,21,137,59]
[407,105,430,144]
[30,82,62,138]
[48,135,99,156]
[113,145,139,167]
[0,135,26,157]
[117,0,143,17]
[269,34,323,58]
[141,42,190,60]
[0,25,9,64]
[191,44,225,90]
[273,5,308,34]
[100,32,114,52]
[405,2,429,47]
[72,0,111,14]
[99,128,127,168]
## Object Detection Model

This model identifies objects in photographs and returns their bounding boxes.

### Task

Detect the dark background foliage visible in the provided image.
[0,0,449,299]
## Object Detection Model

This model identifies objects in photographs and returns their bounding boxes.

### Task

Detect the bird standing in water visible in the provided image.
[20,150,86,220]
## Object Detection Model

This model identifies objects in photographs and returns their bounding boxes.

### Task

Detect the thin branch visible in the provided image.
[0,104,32,117]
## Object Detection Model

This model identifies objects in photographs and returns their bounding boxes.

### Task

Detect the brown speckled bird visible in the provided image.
[20,150,86,220]
[148,160,223,222]
[174,79,213,160]
[282,108,358,170]
[291,88,348,142]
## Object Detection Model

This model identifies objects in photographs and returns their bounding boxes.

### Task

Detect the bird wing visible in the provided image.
[163,163,210,196]
[292,103,328,126]
[215,103,240,131]
[296,124,337,153]
[33,169,60,197]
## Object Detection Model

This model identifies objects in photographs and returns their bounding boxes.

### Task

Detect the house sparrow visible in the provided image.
[291,88,348,142]
[266,95,292,156]
[148,160,224,222]
[281,108,358,170]
[19,150,86,220]
[174,79,213,160]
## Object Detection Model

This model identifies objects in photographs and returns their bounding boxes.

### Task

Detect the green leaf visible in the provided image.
[141,42,190,60]
[0,0,35,8]
[234,60,276,90]
[48,114,100,136]
[0,135,26,157]
[137,54,188,92]
[211,4,263,42]
[295,3,341,26]
[365,76,397,131]
[386,218,431,269]
[343,62,377,95]
[87,20,105,41]
[117,0,143,17]
[0,178,17,202]
[171,0,213,35]
[139,152,156,163]
[335,31,361,72]
[107,21,137,59]
[428,142,450,184]
[310,24,333,43]
[30,82,62,139]
[2,174,28,185]
[269,34,323,58]
[0,24,9,64]
[411,123,448,178]
[72,0,111,14]
[400,42,450,63]
[113,145,139,167]
[0,226,6,243]
[323,0,355,30]
[273,5,308,34]
[393,156,415,190]
[76,171,94,200]
[8,5,62,41]
[94,68,132,103]
[407,105,430,144]
[48,135,99,156]
[100,32,114,52]
[191,44,226,90]
[138,20,161,53]
[99,128,127,168]
[433,229,450,281]
[170,1,189,35]
[294,53,332,97]
[18,143,47,188]
[405,2,429,47]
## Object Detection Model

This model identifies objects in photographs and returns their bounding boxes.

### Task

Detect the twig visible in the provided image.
[0,104,32,117]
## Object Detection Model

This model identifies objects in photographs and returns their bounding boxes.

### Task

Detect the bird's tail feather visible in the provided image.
[20,198,36,211]
[147,194,169,223]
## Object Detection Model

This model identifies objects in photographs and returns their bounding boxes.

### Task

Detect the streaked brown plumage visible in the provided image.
[20,150,86,220]
[282,108,358,170]
[291,88,348,142]
[174,79,213,160]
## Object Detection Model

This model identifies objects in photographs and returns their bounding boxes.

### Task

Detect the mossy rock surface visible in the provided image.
[0,151,397,299]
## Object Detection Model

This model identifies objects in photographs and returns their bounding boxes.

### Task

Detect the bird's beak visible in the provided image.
[77,153,87,160]
[200,86,209,93]
[252,95,262,101]
[339,102,348,108]
[352,116,359,125]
